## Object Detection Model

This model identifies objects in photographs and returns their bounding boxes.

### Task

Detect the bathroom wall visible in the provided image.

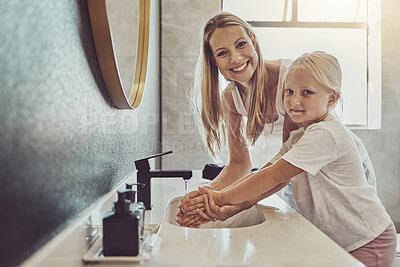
[0,1,160,266]
[161,0,400,231]
[161,0,222,168]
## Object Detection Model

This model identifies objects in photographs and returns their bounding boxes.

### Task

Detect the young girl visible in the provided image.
[197,51,397,267]
[178,11,298,224]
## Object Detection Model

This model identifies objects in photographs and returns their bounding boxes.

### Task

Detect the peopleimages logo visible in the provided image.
[123,140,209,154]
[84,140,209,154]
[85,112,198,136]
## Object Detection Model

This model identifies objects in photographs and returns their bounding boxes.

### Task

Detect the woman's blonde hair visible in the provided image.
[286,51,342,108]
[190,12,276,156]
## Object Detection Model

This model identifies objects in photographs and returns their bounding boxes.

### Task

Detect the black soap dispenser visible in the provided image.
[103,191,140,256]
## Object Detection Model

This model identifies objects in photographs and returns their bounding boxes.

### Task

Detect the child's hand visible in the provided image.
[197,186,225,220]
[197,186,251,221]
[198,186,224,206]
[178,185,213,212]
[182,186,218,214]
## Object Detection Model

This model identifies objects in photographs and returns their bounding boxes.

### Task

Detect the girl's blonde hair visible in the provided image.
[286,51,342,108]
[190,12,276,156]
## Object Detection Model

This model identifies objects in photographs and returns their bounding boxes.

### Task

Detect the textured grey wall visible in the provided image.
[0,1,160,266]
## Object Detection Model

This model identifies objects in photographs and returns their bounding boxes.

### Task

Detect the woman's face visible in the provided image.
[284,68,337,128]
[209,25,258,84]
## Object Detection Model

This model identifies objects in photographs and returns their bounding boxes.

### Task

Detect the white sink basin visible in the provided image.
[164,196,266,228]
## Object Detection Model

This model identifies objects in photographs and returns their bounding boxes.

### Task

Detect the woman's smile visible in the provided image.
[230,60,249,73]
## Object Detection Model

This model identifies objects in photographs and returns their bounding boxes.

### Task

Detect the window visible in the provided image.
[223,0,381,129]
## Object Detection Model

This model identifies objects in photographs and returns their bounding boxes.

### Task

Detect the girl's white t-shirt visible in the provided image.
[270,113,391,251]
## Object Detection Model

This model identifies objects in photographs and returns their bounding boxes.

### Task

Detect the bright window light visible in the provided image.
[223,0,381,129]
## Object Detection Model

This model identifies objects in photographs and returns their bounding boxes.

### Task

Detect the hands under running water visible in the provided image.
[175,186,251,228]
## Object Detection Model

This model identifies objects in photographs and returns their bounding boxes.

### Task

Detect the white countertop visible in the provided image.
[22,171,365,267]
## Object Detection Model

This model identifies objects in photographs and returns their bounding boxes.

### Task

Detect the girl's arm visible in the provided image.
[190,161,288,216]
[198,179,289,221]
[217,159,303,205]
[237,161,290,203]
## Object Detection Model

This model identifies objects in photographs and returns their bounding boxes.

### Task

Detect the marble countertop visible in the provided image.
[22,171,365,267]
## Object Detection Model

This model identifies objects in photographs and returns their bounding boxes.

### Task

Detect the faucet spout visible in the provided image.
[149,170,192,180]
[134,151,193,209]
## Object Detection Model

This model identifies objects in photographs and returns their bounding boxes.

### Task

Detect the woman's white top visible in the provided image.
[270,113,391,252]
[226,60,291,166]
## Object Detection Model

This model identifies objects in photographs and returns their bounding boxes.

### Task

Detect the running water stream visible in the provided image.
[184,179,189,195]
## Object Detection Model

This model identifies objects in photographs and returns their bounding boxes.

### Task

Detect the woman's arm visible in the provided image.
[206,88,252,190]
[218,160,273,192]
[178,88,251,212]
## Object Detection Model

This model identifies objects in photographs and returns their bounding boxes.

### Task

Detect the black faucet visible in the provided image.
[134,151,192,210]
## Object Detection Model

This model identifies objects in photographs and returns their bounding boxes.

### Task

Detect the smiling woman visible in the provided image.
[87,0,150,109]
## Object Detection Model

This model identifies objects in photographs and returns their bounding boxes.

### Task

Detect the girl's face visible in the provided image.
[284,68,338,128]
[209,25,258,85]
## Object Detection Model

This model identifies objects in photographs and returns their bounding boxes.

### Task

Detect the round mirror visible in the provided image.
[87,0,150,109]
[106,0,139,98]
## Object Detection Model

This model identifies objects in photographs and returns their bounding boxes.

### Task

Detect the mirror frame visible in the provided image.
[87,0,150,109]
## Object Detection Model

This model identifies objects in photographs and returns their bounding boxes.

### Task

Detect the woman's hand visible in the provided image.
[178,189,206,214]
[176,209,204,228]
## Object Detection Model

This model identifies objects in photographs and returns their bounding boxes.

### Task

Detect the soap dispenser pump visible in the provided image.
[125,183,146,241]
[102,191,140,256]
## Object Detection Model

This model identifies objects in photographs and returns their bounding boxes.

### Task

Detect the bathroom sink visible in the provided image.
[164,196,266,228]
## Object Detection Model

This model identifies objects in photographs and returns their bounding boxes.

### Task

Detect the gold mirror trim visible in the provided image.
[87,0,150,109]
[130,0,150,108]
